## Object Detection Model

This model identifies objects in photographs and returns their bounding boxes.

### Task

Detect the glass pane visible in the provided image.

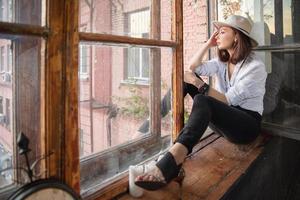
[79,0,172,41]
[79,45,89,75]
[0,39,13,188]
[141,48,149,78]
[0,36,44,188]
[78,43,173,157]
[79,43,173,192]
[0,0,46,26]
[263,50,300,130]
[217,0,300,45]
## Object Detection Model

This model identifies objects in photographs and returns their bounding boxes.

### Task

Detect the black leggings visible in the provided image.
[161,82,262,154]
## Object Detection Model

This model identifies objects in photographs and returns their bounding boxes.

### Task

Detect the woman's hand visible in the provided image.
[188,30,218,71]
[206,30,219,47]
[184,71,204,89]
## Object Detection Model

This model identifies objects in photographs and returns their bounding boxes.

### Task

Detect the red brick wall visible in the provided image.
[183,0,208,70]
[183,0,208,111]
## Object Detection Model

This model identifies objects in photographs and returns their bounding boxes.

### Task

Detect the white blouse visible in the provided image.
[195,52,267,115]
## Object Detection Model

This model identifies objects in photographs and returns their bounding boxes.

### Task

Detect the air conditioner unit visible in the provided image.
[0,114,6,124]
[2,73,11,82]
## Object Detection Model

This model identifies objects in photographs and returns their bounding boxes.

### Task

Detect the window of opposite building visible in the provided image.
[79,45,89,76]
[126,10,150,82]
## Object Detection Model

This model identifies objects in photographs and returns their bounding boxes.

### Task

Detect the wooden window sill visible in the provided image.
[116,133,270,200]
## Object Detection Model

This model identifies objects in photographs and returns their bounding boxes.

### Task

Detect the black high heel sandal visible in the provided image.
[134,152,185,191]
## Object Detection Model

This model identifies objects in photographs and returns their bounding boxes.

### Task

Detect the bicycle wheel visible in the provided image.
[7,178,81,200]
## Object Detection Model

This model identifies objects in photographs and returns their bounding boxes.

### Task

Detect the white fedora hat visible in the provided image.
[213,15,258,47]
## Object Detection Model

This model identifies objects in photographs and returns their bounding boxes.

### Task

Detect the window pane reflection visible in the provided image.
[78,43,173,157]
[263,50,300,130]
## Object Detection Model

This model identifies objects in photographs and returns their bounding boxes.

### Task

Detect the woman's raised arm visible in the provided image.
[189,31,218,72]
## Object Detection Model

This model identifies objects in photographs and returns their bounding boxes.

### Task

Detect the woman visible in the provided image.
[135,15,267,191]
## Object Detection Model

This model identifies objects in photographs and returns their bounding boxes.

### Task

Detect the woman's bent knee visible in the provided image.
[193,94,211,106]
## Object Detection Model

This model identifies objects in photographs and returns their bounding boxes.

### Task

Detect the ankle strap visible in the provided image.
[156,152,182,183]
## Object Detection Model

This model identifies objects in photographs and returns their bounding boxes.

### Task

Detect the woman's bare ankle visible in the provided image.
[168,143,188,165]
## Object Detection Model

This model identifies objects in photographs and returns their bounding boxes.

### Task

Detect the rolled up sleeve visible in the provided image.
[194,58,220,76]
[225,63,267,106]
[225,83,247,105]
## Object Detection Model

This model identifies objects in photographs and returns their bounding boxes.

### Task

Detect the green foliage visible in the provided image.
[219,0,241,19]
[115,80,149,119]
[184,108,190,124]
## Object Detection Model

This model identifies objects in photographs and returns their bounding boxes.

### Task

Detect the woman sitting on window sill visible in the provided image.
[135,15,267,191]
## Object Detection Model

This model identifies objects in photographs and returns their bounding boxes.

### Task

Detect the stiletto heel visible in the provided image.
[174,168,185,200]
[174,168,185,185]
[135,152,184,191]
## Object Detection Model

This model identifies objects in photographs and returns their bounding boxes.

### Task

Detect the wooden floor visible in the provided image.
[118,134,268,200]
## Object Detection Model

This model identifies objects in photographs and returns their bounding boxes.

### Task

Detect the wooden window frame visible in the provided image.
[0,0,184,199]
[0,0,80,198]
[79,1,184,199]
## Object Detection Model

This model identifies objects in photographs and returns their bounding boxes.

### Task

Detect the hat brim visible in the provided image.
[212,21,258,47]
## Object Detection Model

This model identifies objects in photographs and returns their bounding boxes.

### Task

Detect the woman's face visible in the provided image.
[215,26,236,50]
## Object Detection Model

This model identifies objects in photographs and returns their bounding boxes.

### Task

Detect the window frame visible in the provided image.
[78,0,300,198]
[78,0,184,199]
[126,46,150,81]
[0,0,184,199]
[0,0,80,198]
